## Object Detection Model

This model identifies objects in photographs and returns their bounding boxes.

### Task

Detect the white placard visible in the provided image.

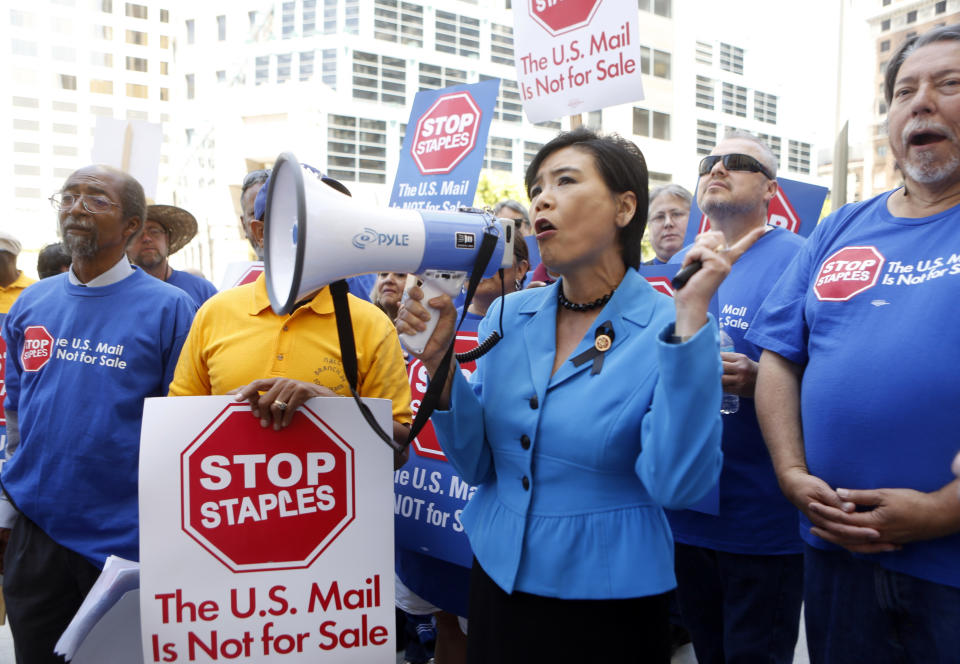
[513,0,644,123]
[219,261,264,290]
[91,117,163,200]
[139,396,395,663]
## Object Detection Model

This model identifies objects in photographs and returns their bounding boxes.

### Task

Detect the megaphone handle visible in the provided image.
[400,271,467,355]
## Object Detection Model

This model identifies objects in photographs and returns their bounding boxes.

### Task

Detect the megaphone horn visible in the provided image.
[264,152,515,321]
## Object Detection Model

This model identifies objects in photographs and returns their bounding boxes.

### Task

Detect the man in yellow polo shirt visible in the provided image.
[0,232,36,313]
[168,173,411,446]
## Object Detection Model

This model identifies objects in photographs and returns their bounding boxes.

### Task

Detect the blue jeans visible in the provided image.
[804,544,960,664]
[674,543,803,664]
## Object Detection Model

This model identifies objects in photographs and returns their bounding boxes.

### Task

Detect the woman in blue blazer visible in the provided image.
[397,127,762,663]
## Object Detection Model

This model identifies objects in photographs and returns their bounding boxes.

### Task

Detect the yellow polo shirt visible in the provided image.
[0,272,37,314]
[169,274,411,424]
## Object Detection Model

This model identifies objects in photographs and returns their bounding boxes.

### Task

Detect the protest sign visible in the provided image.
[140,396,395,663]
[513,0,645,123]
[92,117,163,200]
[219,261,264,290]
[396,328,480,566]
[389,79,499,212]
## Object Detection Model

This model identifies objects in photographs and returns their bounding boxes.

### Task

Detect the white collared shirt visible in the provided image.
[68,255,136,287]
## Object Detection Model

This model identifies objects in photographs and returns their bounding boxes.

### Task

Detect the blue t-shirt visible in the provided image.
[746,190,960,589]
[667,228,805,555]
[166,268,217,308]
[1,270,195,567]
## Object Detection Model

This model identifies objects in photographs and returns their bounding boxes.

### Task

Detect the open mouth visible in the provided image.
[534,219,556,234]
[908,130,948,146]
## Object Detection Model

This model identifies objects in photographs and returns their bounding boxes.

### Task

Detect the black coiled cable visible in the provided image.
[454,267,507,363]
[456,331,501,363]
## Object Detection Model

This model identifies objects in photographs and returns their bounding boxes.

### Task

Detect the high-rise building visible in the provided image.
[4,0,824,282]
[861,0,960,199]
[5,1,176,261]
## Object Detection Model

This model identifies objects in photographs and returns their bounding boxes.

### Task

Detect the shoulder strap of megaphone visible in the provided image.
[329,230,499,454]
[329,279,398,451]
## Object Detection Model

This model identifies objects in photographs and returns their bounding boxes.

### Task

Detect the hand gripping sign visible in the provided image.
[140,396,395,663]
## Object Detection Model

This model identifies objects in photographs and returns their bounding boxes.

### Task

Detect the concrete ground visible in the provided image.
[0,621,14,664]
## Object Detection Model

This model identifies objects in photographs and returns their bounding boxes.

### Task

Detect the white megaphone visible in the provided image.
[264,152,515,352]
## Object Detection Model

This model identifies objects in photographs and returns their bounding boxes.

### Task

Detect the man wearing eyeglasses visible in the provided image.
[0,165,195,662]
[666,132,805,664]
[127,204,218,307]
[748,25,960,661]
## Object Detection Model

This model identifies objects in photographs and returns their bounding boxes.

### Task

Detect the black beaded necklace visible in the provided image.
[557,283,615,312]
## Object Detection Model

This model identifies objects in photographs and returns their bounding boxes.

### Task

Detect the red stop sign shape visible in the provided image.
[182,403,355,572]
[408,332,479,461]
[235,264,263,287]
[529,0,601,36]
[21,325,54,373]
[411,92,481,175]
[698,187,802,236]
[813,246,885,302]
[644,276,675,298]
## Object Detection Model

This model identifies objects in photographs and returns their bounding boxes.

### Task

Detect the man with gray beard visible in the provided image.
[0,165,194,663]
[747,24,960,662]
[666,132,805,664]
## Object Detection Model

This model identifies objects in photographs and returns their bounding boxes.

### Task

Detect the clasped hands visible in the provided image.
[780,467,960,554]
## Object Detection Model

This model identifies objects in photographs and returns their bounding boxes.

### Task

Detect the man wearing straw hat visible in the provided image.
[128,204,217,307]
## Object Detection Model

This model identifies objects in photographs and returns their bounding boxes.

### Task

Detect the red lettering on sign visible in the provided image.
[408,332,478,461]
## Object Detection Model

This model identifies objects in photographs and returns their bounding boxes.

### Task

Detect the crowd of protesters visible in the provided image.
[2,23,960,664]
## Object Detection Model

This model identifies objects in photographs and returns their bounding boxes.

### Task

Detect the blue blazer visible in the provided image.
[432,269,723,599]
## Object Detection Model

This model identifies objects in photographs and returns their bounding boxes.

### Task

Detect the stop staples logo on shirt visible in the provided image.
[21,325,54,372]
[411,92,482,175]
[529,0,602,36]
[813,246,885,302]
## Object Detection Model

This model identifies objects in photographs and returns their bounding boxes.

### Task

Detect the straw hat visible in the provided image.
[145,205,198,255]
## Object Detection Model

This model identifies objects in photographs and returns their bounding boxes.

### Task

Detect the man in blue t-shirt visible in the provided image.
[127,204,217,307]
[667,133,805,664]
[748,26,960,662]
[0,165,194,663]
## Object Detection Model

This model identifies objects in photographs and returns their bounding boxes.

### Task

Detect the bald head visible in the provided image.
[65,165,146,226]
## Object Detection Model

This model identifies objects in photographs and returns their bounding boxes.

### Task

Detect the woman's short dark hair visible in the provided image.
[37,242,72,278]
[524,127,648,269]
[885,23,960,104]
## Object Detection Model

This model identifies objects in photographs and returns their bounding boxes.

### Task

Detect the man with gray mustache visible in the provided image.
[0,165,195,662]
[747,24,960,662]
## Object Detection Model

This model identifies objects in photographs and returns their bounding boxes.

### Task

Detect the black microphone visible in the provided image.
[671,260,702,290]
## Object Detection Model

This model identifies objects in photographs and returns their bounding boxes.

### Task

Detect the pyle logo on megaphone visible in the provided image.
[352,227,412,250]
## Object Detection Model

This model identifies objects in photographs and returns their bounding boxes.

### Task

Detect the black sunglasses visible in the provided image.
[699,153,774,180]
